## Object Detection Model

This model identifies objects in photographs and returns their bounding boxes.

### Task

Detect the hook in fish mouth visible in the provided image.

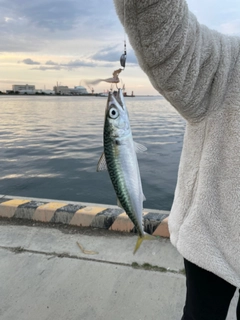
[108,89,125,109]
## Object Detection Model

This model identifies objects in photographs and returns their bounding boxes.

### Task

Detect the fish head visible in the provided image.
[105,89,130,138]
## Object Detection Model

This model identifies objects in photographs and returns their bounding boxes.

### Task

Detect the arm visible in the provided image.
[114,0,240,121]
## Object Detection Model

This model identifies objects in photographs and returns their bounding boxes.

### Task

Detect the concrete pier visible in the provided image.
[0,195,238,320]
[0,194,170,238]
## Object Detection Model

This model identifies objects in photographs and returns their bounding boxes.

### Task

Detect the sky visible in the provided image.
[1,0,240,95]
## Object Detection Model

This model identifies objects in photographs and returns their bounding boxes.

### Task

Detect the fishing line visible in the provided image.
[85,0,127,91]
[120,0,127,70]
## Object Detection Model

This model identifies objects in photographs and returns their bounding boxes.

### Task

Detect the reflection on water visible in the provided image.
[0,95,185,210]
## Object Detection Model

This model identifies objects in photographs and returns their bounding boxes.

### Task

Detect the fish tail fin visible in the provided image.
[133,233,156,254]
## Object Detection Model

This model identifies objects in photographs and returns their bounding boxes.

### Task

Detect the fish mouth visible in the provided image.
[107,89,125,110]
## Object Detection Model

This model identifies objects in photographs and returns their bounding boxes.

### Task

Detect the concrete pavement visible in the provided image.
[0,221,238,320]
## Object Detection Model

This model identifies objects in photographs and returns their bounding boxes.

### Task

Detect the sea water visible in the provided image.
[0,95,185,210]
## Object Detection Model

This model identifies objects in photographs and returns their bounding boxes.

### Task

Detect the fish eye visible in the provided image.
[109,107,119,119]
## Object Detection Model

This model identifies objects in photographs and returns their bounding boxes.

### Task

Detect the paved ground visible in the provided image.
[0,220,238,320]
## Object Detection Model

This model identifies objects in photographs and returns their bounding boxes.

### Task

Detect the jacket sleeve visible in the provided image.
[113,0,240,121]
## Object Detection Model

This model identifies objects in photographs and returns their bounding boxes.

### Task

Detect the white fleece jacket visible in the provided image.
[114,0,240,287]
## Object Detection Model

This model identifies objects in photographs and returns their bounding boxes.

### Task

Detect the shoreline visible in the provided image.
[0,93,163,98]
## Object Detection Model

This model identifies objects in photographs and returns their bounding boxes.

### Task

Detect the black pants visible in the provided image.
[181,259,240,320]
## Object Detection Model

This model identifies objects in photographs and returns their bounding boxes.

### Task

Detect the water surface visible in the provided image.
[0,95,185,210]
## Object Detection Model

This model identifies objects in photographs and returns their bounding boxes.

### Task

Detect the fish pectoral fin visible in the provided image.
[134,141,147,153]
[117,198,124,209]
[142,193,146,201]
[133,233,156,254]
[96,152,108,172]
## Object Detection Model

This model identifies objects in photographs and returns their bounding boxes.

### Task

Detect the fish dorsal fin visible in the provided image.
[134,141,147,153]
[96,152,108,172]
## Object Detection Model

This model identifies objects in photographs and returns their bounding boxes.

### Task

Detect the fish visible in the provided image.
[97,89,155,253]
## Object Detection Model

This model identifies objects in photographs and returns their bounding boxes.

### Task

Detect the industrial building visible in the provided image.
[12,84,35,94]
[73,86,88,94]
[53,85,88,95]
[35,89,55,95]
[53,86,70,95]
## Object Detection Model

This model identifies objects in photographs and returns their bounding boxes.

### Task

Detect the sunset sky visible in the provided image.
[1,0,240,95]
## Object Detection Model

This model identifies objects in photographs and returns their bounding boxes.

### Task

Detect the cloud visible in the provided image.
[0,33,43,52]
[66,59,97,68]
[126,50,138,65]
[1,0,83,31]
[45,60,59,65]
[31,66,62,71]
[19,43,137,72]
[0,0,118,33]
[30,59,99,71]
[91,46,138,65]
[4,17,14,22]
[24,1,81,31]
[91,46,120,62]
[0,0,120,54]
[21,58,40,65]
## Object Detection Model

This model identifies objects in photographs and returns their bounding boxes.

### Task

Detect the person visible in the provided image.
[113,0,240,319]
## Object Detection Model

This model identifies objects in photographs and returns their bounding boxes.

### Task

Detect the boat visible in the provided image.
[123,84,135,97]
[123,90,135,97]
[98,92,109,97]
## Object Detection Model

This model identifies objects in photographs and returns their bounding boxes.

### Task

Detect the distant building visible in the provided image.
[36,89,55,95]
[73,86,88,94]
[53,85,88,95]
[53,85,71,95]
[12,84,35,94]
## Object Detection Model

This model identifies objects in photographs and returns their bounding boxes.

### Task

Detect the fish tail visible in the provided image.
[133,233,156,254]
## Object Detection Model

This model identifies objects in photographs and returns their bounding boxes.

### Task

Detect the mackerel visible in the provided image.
[97,89,155,253]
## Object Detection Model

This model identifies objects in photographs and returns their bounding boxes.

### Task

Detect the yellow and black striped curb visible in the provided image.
[0,196,170,237]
